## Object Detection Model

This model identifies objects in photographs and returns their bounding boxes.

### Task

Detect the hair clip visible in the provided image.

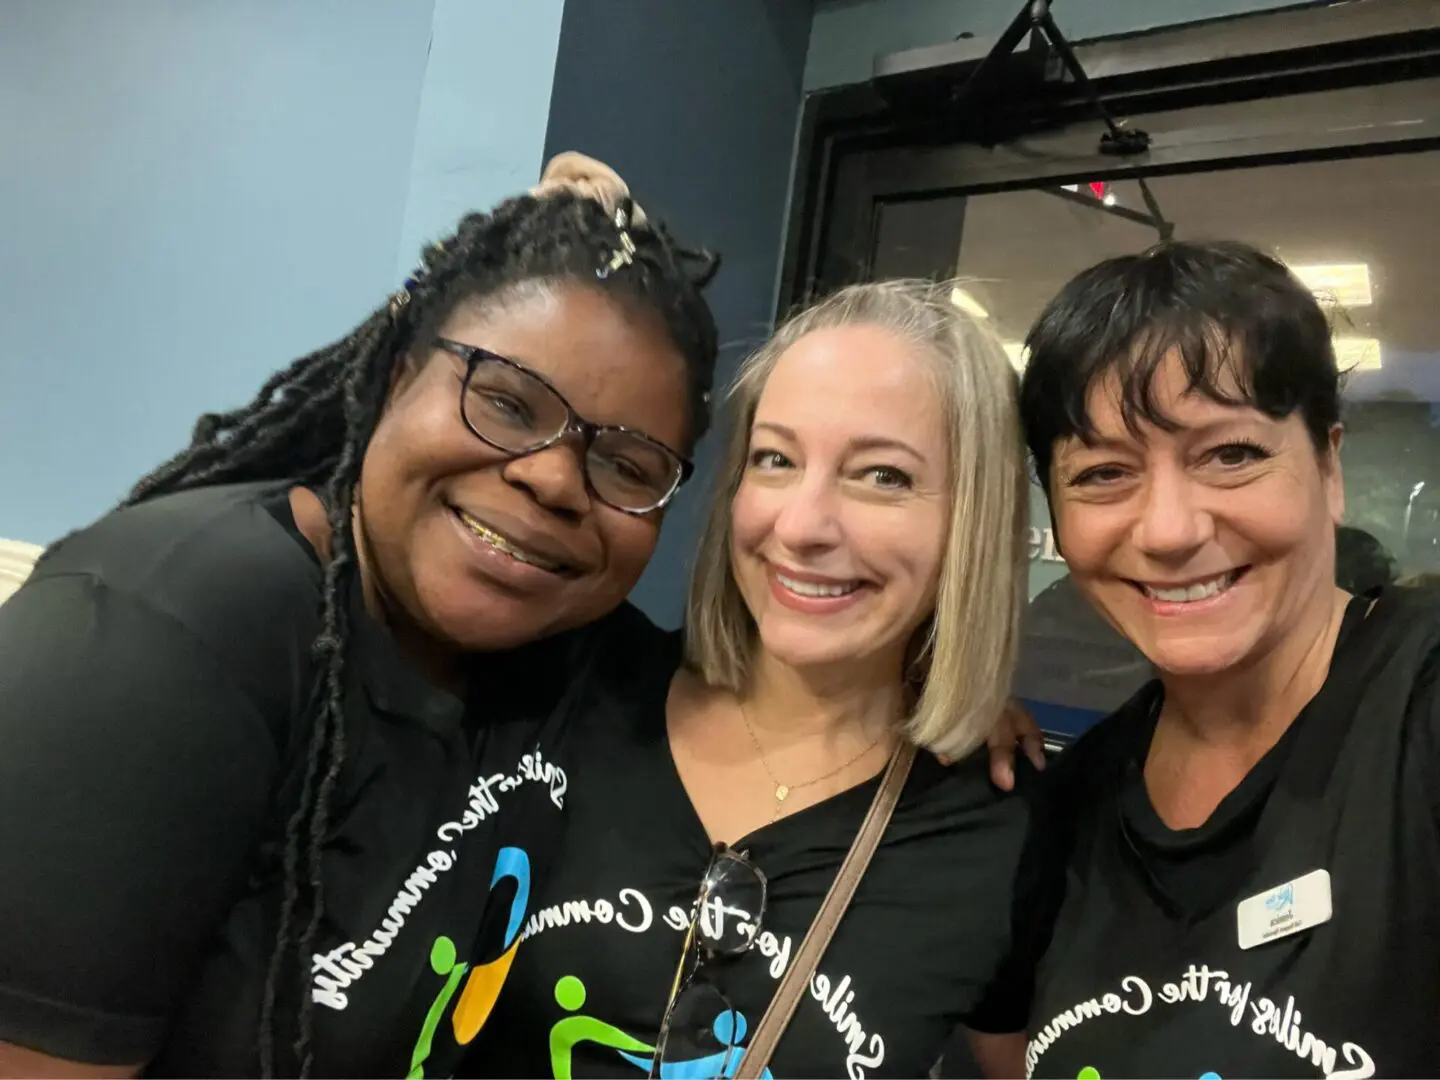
[388,241,446,318]
[597,202,637,279]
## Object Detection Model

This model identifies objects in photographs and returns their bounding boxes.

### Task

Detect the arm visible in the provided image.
[0,1042,137,1080]
[0,576,280,1074]
[965,1029,1028,1080]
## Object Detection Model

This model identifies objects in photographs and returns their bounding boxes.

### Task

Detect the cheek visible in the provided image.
[367,376,474,488]
[729,482,774,555]
[596,514,661,585]
[1051,502,1115,574]
[1222,478,1327,556]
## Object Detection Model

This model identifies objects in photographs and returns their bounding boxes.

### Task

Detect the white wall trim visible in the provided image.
[0,538,44,603]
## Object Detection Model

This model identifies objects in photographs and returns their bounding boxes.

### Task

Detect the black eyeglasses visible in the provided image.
[649,845,768,1080]
[436,339,694,514]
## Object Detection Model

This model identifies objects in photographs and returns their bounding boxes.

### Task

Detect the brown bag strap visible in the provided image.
[734,741,918,1078]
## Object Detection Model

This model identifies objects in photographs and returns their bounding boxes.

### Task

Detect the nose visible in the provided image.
[770,473,843,553]
[500,439,592,518]
[1131,464,1214,558]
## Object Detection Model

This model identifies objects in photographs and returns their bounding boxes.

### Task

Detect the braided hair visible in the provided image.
[124,190,718,1077]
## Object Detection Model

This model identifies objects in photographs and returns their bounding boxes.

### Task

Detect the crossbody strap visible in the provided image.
[735,740,918,1078]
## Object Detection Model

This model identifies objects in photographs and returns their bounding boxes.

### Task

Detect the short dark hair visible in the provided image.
[1019,239,1341,491]
[120,190,718,1078]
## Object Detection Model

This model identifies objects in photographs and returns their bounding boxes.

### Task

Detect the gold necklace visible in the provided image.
[738,703,889,819]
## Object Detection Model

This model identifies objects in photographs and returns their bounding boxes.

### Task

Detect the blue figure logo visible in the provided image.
[617,1009,774,1080]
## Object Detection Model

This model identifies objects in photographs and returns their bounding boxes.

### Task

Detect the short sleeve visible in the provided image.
[964,769,1072,1035]
[0,574,281,1066]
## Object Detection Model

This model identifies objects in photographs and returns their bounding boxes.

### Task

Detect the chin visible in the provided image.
[413,578,567,653]
[1142,639,1255,679]
[756,626,863,671]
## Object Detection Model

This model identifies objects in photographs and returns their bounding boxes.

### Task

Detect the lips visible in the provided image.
[451,507,575,574]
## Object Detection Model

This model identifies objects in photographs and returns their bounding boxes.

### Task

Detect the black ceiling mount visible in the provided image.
[950,0,1174,241]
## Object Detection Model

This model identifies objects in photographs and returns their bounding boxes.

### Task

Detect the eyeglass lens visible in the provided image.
[464,357,681,511]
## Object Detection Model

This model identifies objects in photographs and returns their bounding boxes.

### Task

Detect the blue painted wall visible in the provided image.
[395,0,565,275]
[804,0,1314,89]
[0,0,565,545]
[542,0,815,627]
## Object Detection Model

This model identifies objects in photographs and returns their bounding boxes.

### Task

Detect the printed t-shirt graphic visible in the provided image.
[997,588,1440,1079]
[0,483,607,1075]
[462,626,1033,1078]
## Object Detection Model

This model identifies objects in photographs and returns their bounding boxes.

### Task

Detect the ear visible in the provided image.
[1322,423,1346,525]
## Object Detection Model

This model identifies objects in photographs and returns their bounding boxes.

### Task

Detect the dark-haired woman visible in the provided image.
[0,154,721,1079]
[989,240,1440,1078]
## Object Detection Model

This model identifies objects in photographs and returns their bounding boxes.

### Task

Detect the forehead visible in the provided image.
[757,324,944,445]
[1078,349,1260,442]
[439,282,689,438]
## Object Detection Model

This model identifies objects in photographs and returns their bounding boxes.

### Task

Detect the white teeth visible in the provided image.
[776,572,859,598]
[1145,572,1236,604]
[458,512,561,572]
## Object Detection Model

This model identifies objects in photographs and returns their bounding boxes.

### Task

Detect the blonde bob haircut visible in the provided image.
[684,279,1029,761]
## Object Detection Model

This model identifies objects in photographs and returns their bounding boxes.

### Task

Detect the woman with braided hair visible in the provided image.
[0,153,719,1078]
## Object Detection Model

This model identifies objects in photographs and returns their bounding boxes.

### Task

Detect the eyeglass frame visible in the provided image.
[648,843,768,1079]
[435,337,695,515]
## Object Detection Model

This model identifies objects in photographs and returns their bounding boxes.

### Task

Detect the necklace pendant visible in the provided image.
[775,784,790,802]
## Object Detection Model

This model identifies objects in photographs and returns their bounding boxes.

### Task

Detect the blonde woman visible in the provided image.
[467,280,1035,1078]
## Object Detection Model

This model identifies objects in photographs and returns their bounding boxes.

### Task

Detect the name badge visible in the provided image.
[1237,868,1332,950]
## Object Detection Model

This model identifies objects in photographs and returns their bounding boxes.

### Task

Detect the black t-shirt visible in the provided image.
[464,630,1033,1079]
[0,482,631,1077]
[997,587,1440,1079]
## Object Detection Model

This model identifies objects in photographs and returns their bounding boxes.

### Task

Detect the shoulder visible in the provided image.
[481,601,681,735]
[34,481,319,605]
[24,482,322,718]
[890,747,1034,855]
[1044,680,1159,801]
[562,602,682,693]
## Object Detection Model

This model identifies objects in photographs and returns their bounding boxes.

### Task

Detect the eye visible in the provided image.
[595,454,647,483]
[1207,440,1272,468]
[748,449,791,471]
[476,390,535,425]
[1068,463,1128,487]
[862,465,913,490]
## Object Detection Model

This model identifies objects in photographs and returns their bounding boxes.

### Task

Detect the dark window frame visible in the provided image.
[778,0,1440,313]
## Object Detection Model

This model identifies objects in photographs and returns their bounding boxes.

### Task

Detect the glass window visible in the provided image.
[889,150,1440,736]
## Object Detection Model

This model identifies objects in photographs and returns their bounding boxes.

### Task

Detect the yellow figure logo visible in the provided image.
[408,848,530,1078]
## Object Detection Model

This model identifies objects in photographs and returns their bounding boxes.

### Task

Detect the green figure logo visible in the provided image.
[549,975,654,1080]
[408,937,468,1079]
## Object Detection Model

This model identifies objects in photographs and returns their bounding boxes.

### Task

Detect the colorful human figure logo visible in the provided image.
[549,975,655,1080]
[617,1007,773,1080]
[546,973,772,1080]
[407,847,531,1078]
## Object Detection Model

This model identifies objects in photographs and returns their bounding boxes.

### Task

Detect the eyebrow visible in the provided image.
[752,421,927,461]
[1067,416,1264,454]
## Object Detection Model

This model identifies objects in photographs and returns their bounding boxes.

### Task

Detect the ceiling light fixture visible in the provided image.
[1288,263,1373,308]
[1332,336,1382,372]
[1001,337,1377,374]
[949,287,990,321]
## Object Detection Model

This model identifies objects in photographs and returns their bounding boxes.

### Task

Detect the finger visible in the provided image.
[1023,732,1048,772]
[989,745,1016,792]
